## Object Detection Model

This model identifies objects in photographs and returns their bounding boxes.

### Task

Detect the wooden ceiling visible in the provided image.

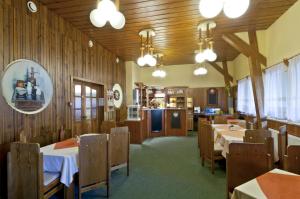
[39,0,297,65]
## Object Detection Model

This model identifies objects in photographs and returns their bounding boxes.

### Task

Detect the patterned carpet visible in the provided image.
[82,133,226,199]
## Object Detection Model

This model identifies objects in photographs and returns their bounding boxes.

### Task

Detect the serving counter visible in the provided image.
[125,108,187,144]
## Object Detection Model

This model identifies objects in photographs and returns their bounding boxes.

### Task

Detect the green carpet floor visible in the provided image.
[83,133,226,199]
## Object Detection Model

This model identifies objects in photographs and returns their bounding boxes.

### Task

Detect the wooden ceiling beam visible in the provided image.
[222,33,267,66]
[207,62,234,82]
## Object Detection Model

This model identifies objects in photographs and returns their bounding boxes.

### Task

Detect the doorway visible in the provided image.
[73,79,104,135]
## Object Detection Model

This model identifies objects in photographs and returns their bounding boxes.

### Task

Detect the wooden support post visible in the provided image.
[222,61,231,92]
[248,30,265,128]
[222,61,233,114]
[207,62,234,82]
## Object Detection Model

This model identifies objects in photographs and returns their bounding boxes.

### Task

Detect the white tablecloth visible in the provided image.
[212,124,246,158]
[40,134,109,187]
[231,169,298,199]
[41,143,79,187]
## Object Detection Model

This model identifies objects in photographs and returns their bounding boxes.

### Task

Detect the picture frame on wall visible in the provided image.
[1,59,53,114]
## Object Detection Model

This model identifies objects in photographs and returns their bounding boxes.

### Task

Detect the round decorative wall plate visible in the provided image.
[112,83,123,108]
[1,59,53,114]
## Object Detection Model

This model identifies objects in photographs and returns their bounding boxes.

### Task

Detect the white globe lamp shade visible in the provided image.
[194,67,208,76]
[90,9,107,27]
[223,0,250,18]
[137,57,146,66]
[160,70,166,78]
[207,51,218,62]
[203,48,212,58]
[152,70,159,77]
[110,11,126,29]
[144,54,152,65]
[199,0,224,18]
[97,0,116,19]
[195,52,206,63]
[148,56,157,67]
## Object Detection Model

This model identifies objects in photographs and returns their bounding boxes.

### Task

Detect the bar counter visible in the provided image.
[125,108,187,144]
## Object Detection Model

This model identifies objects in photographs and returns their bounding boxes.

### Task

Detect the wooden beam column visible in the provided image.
[207,62,234,82]
[222,61,231,91]
[248,30,265,128]
[222,31,265,127]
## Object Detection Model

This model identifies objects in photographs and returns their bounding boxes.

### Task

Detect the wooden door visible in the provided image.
[73,80,104,135]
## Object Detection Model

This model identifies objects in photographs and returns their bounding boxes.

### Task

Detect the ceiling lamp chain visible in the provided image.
[90,0,126,29]
[137,29,157,67]
[195,21,217,63]
[199,0,250,19]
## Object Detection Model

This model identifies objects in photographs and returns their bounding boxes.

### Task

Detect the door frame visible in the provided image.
[70,76,106,135]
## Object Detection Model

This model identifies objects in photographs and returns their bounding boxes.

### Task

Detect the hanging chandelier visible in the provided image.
[152,54,167,78]
[90,0,125,29]
[137,29,157,67]
[199,0,250,19]
[195,21,217,63]
[194,64,208,76]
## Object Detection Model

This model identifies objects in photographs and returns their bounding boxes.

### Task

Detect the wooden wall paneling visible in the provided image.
[0,3,126,196]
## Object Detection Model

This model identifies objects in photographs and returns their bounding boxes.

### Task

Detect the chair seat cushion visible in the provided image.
[44,172,60,186]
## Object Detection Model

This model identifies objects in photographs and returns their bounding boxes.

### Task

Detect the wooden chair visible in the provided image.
[278,125,287,168]
[59,126,72,141]
[213,115,227,124]
[198,119,209,157]
[101,121,117,134]
[18,130,27,143]
[110,127,130,176]
[284,145,300,174]
[0,143,10,199]
[201,123,224,174]
[226,143,272,198]
[79,134,110,198]
[8,142,63,199]
[29,134,51,147]
[243,129,274,164]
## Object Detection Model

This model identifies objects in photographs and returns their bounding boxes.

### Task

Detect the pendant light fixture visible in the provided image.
[152,54,167,78]
[90,0,125,29]
[195,21,217,63]
[194,64,208,76]
[199,0,250,19]
[137,29,157,67]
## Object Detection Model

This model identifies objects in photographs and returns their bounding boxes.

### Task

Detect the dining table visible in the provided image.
[212,124,246,158]
[40,134,109,198]
[231,169,300,199]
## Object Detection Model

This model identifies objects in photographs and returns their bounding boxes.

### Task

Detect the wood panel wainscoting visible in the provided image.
[0,0,126,197]
[186,87,228,113]
[267,119,300,138]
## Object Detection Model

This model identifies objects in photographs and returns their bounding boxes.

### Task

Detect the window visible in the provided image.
[264,63,288,120]
[287,55,300,123]
[237,77,255,115]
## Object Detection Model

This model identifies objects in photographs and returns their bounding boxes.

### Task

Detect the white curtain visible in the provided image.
[287,55,300,123]
[237,78,256,115]
[264,63,288,120]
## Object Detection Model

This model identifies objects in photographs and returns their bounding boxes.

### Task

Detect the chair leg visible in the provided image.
[127,164,129,176]
[201,156,205,167]
[107,181,110,198]
[211,160,215,174]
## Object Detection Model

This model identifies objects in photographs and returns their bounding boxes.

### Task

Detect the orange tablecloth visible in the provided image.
[54,138,79,150]
[257,172,300,199]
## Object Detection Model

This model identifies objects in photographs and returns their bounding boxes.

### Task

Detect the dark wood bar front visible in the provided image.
[126,108,187,144]
[165,109,187,137]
